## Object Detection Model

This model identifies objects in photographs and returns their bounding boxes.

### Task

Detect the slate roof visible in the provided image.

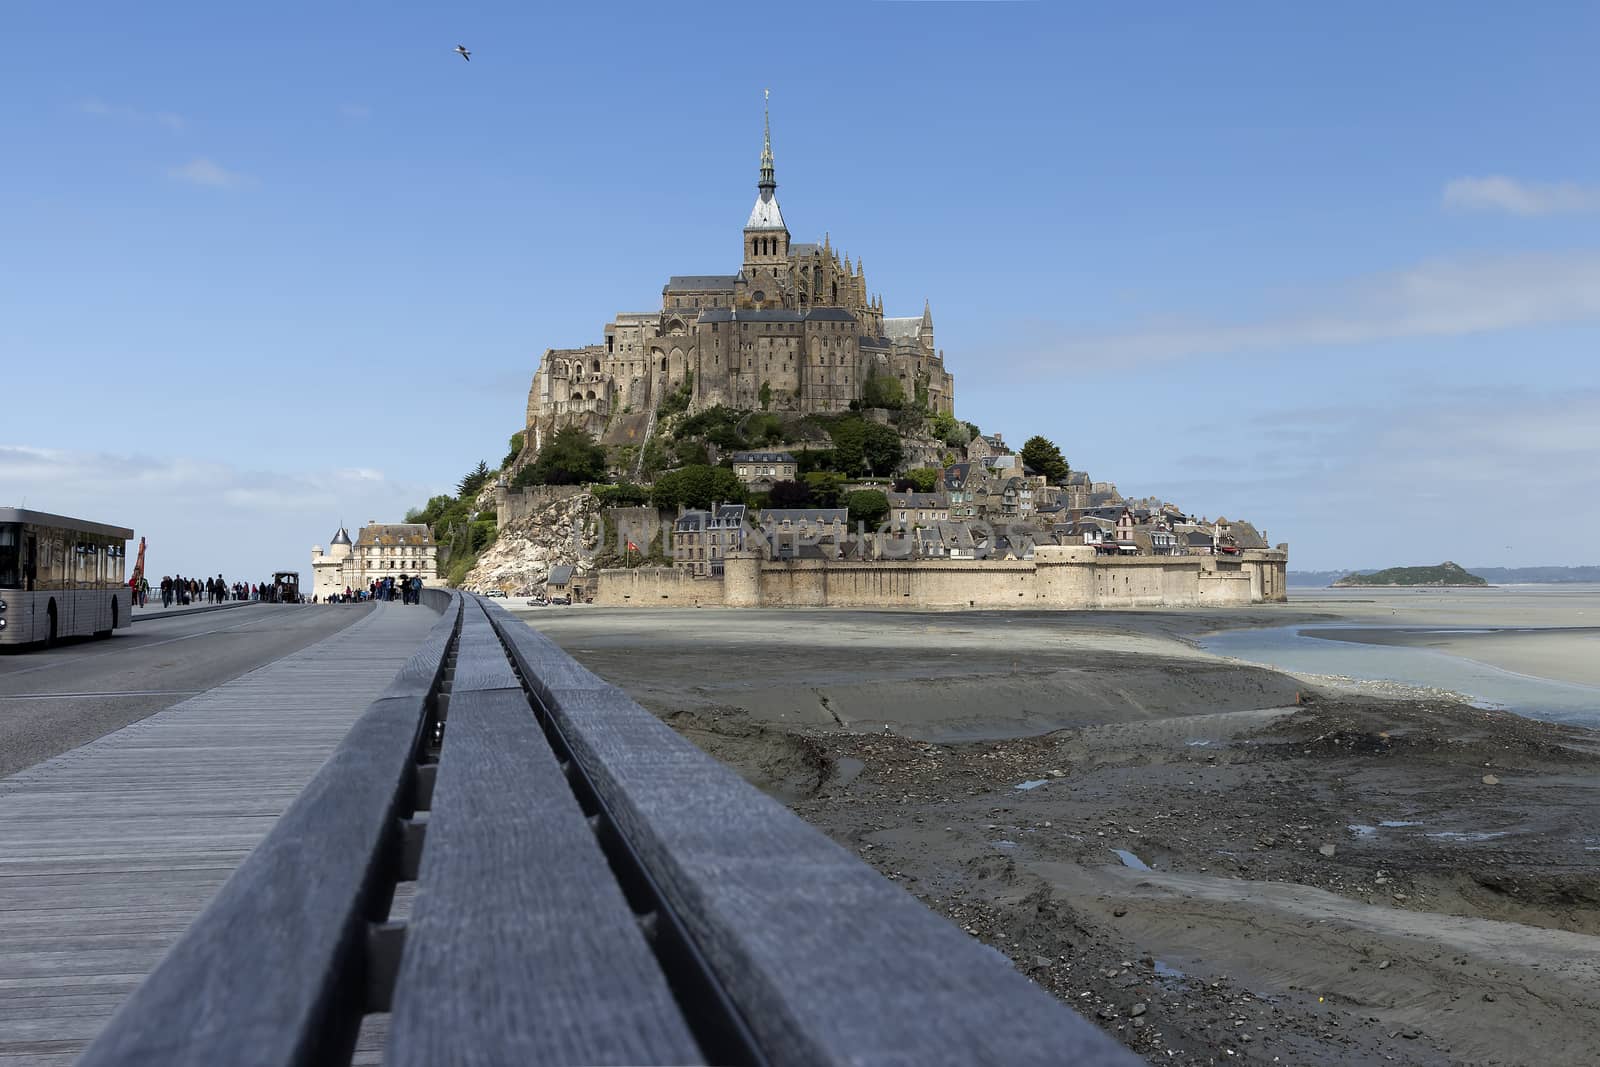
[665,275,739,292]
[759,508,848,525]
[355,523,434,547]
[883,317,923,341]
[547,565,575,586]
[674,504,748,533]
[1227,520,1269,549]
[732,451,795,464]
[698,308,802,323]
[746,192,786,230]
[329,527,352,546]
[887,492,948,510]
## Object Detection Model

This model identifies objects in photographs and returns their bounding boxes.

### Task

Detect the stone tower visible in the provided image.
[741,91,790,306]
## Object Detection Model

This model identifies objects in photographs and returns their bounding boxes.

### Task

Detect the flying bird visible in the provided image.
[454,44,471,62]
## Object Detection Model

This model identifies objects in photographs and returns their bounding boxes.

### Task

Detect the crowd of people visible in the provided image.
[151,575,296,607]
[324,574,424,605]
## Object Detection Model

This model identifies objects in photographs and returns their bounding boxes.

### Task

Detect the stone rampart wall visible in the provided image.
[594,567,726,607]
[594,549,1288,610]
[495,484,589,527]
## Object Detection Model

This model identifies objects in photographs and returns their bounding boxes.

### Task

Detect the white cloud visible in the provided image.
[1025,252,1600,368]
[167,157,250,188]
[1151,389,1600,569]
[80,96,185,132]
[1443,176,1600,216]
[0,446,439,579]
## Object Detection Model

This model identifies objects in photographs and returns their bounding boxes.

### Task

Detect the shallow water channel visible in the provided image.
[1197,624,1600,730]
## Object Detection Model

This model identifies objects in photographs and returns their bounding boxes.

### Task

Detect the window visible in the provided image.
[0,523,19,589]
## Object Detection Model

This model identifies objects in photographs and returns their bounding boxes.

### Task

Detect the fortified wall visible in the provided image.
[596,546,1289,610]
[494,483,589,527]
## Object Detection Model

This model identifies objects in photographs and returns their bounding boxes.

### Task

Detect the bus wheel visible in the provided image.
[46,600,58,646]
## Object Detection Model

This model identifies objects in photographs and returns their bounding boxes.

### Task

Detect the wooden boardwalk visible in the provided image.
[0,604,438,1065]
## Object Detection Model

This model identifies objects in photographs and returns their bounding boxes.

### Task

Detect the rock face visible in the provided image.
[462,490,599,594]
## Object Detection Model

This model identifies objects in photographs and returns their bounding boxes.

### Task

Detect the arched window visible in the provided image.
[592,359,600,372]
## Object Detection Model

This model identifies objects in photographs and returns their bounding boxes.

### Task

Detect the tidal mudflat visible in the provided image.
[513,594,1600,1066]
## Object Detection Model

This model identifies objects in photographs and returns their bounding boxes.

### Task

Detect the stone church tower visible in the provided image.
[741,95,790,308]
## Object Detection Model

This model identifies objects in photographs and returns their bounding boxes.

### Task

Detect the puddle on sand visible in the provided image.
[1014,779,1048,791]
[1426,830,1509,842]
[991,840,1018,850]
[1154,960,1186,979]
[1351,820,1426,837]
[1111,848,1151,871]
[831,757,866,788]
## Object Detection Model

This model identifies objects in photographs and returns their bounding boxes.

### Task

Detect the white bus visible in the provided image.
[0,509,134,647]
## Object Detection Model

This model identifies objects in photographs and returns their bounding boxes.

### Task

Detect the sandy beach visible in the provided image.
[512,590,1600,1066]
[1284,585,1600,689]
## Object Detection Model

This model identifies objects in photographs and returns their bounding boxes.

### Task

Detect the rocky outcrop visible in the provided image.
[462,490,600,594]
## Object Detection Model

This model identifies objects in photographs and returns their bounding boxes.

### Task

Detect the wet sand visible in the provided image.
[512,597,1600,1065]
[1286,585,1600,689]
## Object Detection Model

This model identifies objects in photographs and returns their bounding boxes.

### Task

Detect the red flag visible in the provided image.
[627,541,638,552]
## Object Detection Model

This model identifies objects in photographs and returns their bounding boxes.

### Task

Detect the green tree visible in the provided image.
[759,380,772,411]
[929,411,964,447]
[457,460,492,498]
[641,437,672,479]
[768,479,810,508]
[593,482,648,508]
[1019,435,1070,483]
[650,465,744,511]
[673,438,710,467]
[520,426,607,486]
[846,489,890,528]
[650,469,684,510]
[861,422,903,476]
[803,471,847,508]
[710,467,746,506]
[501,431,525,470]
[900,468,939,493]
[862,374,905,410]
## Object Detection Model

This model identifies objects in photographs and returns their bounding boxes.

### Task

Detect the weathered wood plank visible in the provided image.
[485,601,1138,1067]
[1,598,454,1064]
[387,601,700,1066]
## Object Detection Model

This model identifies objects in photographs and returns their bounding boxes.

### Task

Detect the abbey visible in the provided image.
[524,100,956,455]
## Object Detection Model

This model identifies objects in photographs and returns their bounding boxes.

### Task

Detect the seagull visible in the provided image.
[454,44,471,62]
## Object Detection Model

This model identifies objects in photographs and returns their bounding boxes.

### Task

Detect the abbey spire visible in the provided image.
[745,90,787,233]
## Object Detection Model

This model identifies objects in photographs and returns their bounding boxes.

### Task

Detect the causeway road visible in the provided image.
[0,603,371,779]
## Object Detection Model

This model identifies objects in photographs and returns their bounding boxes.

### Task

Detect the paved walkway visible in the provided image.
[129,599,254,620]
[0,603,438,1064]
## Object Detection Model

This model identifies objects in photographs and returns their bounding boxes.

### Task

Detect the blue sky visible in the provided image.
[4,2,1599,576]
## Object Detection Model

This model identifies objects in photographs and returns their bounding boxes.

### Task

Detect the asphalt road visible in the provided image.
[0,603,372,779]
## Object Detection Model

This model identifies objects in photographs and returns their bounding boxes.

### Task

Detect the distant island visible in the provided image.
[1291,565,1600,586]
[1333,562,1488,588]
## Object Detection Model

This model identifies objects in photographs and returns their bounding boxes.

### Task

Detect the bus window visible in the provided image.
[0,524,19,589]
